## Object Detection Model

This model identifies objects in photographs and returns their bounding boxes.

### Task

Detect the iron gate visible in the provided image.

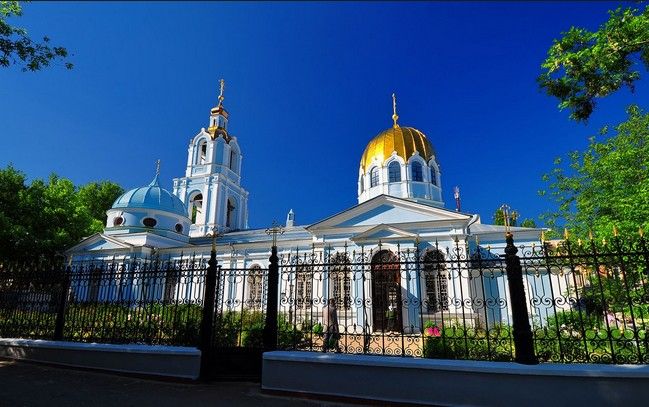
[200,254,271,381]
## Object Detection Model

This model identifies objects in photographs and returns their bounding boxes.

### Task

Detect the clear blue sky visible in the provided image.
[1,1,648,229]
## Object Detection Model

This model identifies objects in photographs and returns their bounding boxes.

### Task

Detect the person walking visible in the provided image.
[322,298,340,352]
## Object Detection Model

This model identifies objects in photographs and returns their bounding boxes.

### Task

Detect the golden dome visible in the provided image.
[360,126,435,173]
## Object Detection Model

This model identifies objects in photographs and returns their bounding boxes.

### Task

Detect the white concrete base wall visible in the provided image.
[0,339,201,380]
[263,351,649,406]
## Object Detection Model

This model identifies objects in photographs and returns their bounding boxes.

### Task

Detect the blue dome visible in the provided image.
[112,175,188,218]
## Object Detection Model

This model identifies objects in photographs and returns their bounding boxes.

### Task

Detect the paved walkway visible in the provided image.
[0,359,361,407]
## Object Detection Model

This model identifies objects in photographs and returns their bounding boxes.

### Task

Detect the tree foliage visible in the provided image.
[0,165,123,260]
[539,105,649,238]
[538,5,649,122]
[492,208,537,228]
[0,1,72,71]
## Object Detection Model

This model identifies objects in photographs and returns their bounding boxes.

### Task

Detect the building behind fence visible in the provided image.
[2,232,647,365]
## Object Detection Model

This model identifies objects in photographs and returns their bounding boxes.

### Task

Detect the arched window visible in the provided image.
[370,167,379,187]
[198,141,207,165]
[423,250,449,313]
[248,265,264,310]
[229,149,237,171]
[411,162,423,182]
[329,253,352,311]
[430,166,438,186]
[226,198,236,228]
[296,265,313,311]
[388,161,401,183]
[190,193,204,224]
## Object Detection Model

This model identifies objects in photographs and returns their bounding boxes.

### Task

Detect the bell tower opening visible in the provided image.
[226,198,235,229]
[199,141,207,164]
[190,193,204,224]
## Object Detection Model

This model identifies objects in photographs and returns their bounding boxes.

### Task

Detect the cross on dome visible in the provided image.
[218,78,225,107]
[392,93,399,128]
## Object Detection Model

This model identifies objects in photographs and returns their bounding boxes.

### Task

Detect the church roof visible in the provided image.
[360,126,436,173]
[111,174,188,218]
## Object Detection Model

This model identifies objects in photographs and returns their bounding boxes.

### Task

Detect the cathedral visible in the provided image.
[68,81,543,333]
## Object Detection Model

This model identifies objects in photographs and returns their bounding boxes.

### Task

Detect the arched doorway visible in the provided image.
[371,250,402,332]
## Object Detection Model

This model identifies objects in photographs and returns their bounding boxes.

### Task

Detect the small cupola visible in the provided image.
[208,79,230,141]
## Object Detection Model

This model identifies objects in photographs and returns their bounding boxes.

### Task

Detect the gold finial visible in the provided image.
[588,229,594,240]
[540,230,545,242]
[640,227,645,238]
[218,78,225,106]
[563,228,569,240]
[392,93,399,128]
[613,225,619,237]
[155,159,161,176]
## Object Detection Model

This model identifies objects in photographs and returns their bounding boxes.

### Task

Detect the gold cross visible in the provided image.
[218,79,225,104]
[392,93,399,127]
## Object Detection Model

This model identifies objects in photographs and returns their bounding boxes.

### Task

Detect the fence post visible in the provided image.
[199,244,218,380]
[53,265,71,341]
[263,244,279,351]
[504,232,538,365]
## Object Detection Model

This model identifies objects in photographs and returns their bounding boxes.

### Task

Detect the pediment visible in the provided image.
[351,224,417,243]
[308,195,472,231]
[67,233,134,253]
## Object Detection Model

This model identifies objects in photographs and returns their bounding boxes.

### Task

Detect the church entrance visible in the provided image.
[371,250,402,333]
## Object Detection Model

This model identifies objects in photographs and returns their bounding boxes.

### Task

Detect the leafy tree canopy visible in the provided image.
[538,5,649,122]
[539,105,649,239]
[1,1,72,71]
[492,207,537,228]
[0,165,123,260]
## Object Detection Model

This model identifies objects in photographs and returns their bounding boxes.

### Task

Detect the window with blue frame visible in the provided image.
[411,162,423,182]
[430,166,437,186]
[388,161,401,182]
[370,167,379,187]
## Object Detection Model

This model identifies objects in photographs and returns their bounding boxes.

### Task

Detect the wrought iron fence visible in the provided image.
[0,256,208,346]
[1,233,648,365]
[210,264,270,349]
[275,236,649,364]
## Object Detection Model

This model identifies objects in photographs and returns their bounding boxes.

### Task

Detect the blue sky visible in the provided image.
[1,1,648,229]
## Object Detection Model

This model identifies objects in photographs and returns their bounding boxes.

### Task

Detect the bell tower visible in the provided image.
[173,79,249,237]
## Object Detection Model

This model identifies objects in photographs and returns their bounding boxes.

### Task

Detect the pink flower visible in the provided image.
[424,326,442,337]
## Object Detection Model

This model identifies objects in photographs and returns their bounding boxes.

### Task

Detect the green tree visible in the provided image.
[492,207,519,227]
[520,218,537,228]
[0,165,122,260]
[0,165,31,258]
[77,181,124,233]
[539,105,649,238]
[1,1,73,71]
[492,208,537,228]
[538,5,649,122]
